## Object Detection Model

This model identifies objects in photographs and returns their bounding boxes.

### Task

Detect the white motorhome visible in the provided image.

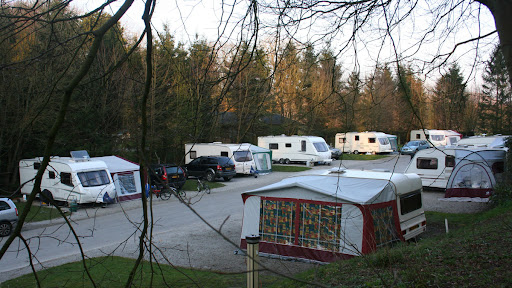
[184,143,272,175]
[19,151,117,204]
[335,132,394,154]
[257,135,332,165]
[410,129,461,146]
[405,147,506,190]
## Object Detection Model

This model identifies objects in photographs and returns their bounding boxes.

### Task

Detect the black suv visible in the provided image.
[149,164,187,190]
[185,156,236,182]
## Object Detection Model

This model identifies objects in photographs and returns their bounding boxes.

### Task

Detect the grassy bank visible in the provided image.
[3,202,511,287]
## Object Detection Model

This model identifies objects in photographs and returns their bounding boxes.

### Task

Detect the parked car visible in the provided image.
[184,156,236,182]
[149,164,187,190]
[328,145,342,160]
[400,140,431,156]
[0,198,18,237]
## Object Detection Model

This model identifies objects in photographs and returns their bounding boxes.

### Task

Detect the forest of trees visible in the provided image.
[0,2,511,191]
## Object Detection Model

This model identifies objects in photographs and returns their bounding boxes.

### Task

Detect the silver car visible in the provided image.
[0,198,18,237]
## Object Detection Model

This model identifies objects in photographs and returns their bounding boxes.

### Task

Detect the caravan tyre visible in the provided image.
[284,159,290,164]
[41,190,54,205]
[353,150,359,155]
[205,170,215,182]
[278,158,285,164]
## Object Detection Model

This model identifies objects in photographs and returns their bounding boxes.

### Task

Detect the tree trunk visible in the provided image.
[479,0,512,89]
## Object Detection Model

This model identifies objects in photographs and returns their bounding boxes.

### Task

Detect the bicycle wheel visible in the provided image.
[177,189,186,199]
[160,190,172,200]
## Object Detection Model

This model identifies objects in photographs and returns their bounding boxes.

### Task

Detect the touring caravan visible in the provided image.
[410,129,461,146]
[240,168,426,263]
[257,135,332,165]
[455,135,509,148]
[335,132,394,154]
[405,147,506,192]
[184,143,272,175]
[19,151,117,205]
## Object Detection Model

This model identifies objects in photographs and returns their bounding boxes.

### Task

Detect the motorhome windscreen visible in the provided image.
[399,190,422,215]
[233,151,253,162]
[78,170,110,187]
[313,142,328,152]
[378,138,390,145]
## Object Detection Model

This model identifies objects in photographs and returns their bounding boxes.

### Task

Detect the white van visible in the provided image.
[335,132,394,154]
[257,135,332,165]
[184,143,272,175]
[19,151,116,205]
[410,129,461,146]
[404,147,506,190]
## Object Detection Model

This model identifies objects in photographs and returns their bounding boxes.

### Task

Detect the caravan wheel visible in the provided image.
[41,190,54,205]
[353,150,359,155]
[284,159,290,164]
[279,158,285,164]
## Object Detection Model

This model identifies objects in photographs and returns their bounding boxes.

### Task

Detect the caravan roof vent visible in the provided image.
[329,167,346,174]
[70,150,90,162]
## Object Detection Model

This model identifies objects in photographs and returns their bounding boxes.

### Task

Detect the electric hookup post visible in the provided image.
[246,235,260,288]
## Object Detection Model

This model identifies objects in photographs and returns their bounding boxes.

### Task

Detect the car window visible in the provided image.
[0,201,11,211]
[217,157,234,165]
[164,166,180,174]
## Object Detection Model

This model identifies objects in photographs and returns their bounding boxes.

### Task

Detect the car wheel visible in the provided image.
[0,221,12,237]
[223,176,232,181]
[205,170,215,182]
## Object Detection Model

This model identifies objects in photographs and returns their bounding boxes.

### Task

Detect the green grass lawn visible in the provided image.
[337,153,389,160]
[5,202,511,287]
[181,179,225,191]
[15,202,64,222]
[271,165,312,172]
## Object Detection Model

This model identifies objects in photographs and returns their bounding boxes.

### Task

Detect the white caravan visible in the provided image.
[405,147,506,190]
[335,132,394,154]
[19,151,116,204]
[257,135,332,165]
[455,135,510,148]
[184,143,272,175]
[410,129,461,146]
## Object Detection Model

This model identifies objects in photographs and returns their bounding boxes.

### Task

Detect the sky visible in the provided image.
[72,0,498,90]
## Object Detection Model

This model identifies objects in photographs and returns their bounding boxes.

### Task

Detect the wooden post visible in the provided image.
[246,235,260,288]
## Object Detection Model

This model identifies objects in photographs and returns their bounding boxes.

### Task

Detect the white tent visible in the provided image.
[240,169,426,263]
[93,156,142,202]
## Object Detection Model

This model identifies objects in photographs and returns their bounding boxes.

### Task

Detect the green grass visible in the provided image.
[4,203,512,287]
[15,202,63,222]
[181,179,225,191]
[338,154,389,160]
[0,256,246,288]
[271,165,312,172]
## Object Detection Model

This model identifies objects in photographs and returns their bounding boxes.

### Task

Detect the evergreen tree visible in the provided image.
[433,63,467,131]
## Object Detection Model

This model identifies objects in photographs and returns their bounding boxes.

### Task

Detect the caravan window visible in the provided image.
[285,143,292,148]
[313,142,328,152]
[355,135,360,141]
[190,151,197,159]
[339,138,346,143]
[269,143,278,150]
[368,138,376,143]
[399,190,423,215]
[446,156,455,167]
[49,171,56,179]
[234,151,252,162]
[61,172,73,186]
[378,138,390,145]
[220,151,229,157]
[417,157,438,169]
[301,141,306,152]
[34,162,41,170]
[430,135,445,141]
[77,170,110,187]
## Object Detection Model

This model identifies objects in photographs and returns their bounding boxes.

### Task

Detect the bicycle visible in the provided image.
[197,178,210,194]
[153,186,186,200]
